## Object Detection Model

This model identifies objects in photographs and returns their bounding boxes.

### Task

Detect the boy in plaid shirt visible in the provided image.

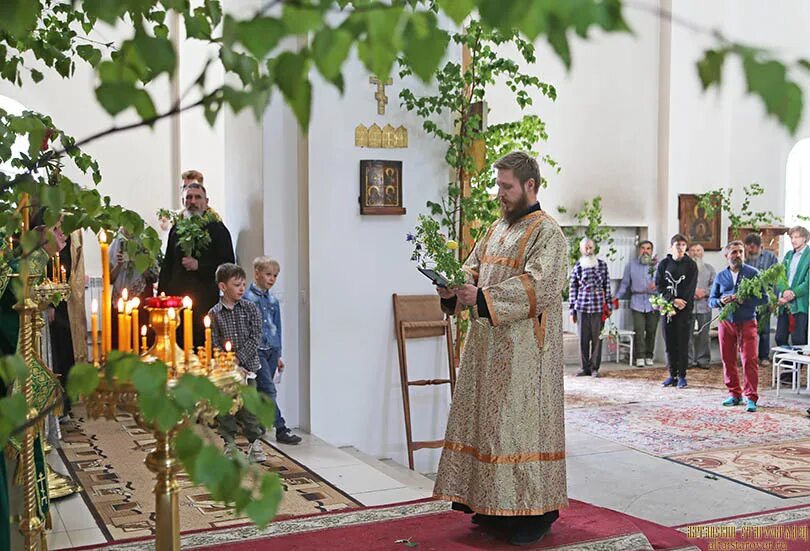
[208,263,267,462]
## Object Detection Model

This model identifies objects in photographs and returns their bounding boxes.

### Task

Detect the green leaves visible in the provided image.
[271,51,312,128]
[438,0,474,25]
[697,49,727,90]
[236,17,286,60]
[312,27,353,86]
[742,55,802,135]
[66,362,100,403]
[0,0,41,38]
[240,385,276,429]
[402,12,449,82]
[76,45,103,68]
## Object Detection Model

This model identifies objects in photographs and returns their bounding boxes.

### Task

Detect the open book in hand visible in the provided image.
[417,267,450,288]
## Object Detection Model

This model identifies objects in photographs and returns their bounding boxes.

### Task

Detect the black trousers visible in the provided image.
[775,312,808,347]
[578,311,603,373]
[664,311,690,378]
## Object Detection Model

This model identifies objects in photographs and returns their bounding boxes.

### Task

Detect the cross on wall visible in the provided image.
[369,75,393,115]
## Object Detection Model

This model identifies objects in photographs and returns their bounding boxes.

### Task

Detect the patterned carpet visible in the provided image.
[670,439,810,498]
[58,405,360,543]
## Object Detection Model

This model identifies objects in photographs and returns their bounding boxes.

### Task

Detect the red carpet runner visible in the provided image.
[192,499,696,550]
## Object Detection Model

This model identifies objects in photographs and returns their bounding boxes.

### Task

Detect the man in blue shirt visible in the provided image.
[244,256,301,445]
[744,233,779,365]
[709,241,768,412]
[617,240,659,367]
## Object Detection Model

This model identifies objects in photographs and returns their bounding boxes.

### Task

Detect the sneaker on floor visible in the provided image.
[575,369,592,377]
[247,440,268,462]
[722,396,742,406]
[591,370,601,378]
[677,377,688,389]
[662,376,677,387]
[645,358,654,366]
[635,359,645,368]
[276,427,302,445]
[746,399,758,413]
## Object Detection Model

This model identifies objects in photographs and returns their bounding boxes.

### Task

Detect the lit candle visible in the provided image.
[168,307,177,368]
[225,341,233,370]
[117,298,125,351]
[141,325,147,355]
[60,266,66,284]
[182,296,193,366]
[99,232,111,354]
[124,301,133,353]
[131,298,140,355]
[204,315,212,368]
[90,299,99,365]
[54,254,61,283]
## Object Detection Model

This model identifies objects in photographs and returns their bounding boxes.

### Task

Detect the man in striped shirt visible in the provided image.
[744,233,779,365]
[570,238,613,377]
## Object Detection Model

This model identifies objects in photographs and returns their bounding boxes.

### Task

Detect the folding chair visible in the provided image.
[392,294,456,470]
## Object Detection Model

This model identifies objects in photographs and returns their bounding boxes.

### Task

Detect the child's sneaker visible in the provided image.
[676,377,688,389]
[248,440,268,462]
[746,399,758,413]
[645,358,654,366]
[662,376,677,387]
[722,396,742,406]
[635,359,645,368]
[276,427,302,445]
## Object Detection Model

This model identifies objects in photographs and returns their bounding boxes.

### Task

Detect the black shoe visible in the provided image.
[509,521,552,546]
[575,369,592,377]
[471,513,505,526]
[452,502,474,514]
[276,427,302,445]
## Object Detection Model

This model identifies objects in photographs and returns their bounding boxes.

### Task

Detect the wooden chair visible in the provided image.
[392,294,456,470]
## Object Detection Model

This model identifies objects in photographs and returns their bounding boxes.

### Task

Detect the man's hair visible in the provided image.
[253,256,281,272]
[689,243,704,251]
[216,263,246,284]
[493,152,541,191]
[743,233,762,246]
[789,225,810,240]
[724,240,744,255]
[670,233,688,245]
[181,170,205,184]
[638,240,653,250]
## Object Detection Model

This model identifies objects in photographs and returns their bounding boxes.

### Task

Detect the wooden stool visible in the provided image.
[392,294,456,470]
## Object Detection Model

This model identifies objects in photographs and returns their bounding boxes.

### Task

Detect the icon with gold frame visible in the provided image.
[360,160,405,215]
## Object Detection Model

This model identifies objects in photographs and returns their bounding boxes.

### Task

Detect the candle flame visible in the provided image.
[117,298,124,310]
[204,315,211,328]
[131,297,140,308]
[125,302,133,314]
[182,296,192,309]
[168,307,176,320]
[141,325,147,336]
[91,299,98,314]
[225,341,232,352]
[122,288,128,301]
[98,231,107,244]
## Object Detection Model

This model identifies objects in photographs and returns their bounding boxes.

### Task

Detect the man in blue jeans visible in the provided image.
[245,256,302,445]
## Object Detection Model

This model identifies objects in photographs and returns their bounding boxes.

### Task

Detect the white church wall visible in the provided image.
[666,0,810,266]
[486,6,661,231]
[306,51,458,472]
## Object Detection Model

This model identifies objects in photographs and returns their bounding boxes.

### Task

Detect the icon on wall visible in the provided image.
[359,160,405,215]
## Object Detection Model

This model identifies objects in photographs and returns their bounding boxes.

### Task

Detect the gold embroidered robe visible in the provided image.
[433,209,569,515]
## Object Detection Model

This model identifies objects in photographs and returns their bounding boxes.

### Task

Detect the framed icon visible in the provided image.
[678,194,721,251]
[359,160,405,215]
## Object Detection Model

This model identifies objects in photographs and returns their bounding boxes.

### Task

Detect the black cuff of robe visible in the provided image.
[476,288,490,319]
[441,296,457,313]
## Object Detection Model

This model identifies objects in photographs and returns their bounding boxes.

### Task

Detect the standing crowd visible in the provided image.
[570,226,810,412]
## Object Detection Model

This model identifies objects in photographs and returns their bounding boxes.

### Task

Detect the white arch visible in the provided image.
[785,138,810,226]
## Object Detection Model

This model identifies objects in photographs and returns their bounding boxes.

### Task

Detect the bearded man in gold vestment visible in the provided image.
[433,151,569,546]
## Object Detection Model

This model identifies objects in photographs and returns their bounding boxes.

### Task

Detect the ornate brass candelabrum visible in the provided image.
[16,278,72,551]
[85,300,240,551]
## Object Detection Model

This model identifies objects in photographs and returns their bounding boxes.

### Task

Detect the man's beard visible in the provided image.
[183,208,202,218]
[639,253,652,265]
[579,255,598,269]
[747,253,760,262]
[694,257,704,269]
[500,189,531,224]
[730,258,743,269]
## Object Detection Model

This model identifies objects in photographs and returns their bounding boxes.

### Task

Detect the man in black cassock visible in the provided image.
[158,181,235,348]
